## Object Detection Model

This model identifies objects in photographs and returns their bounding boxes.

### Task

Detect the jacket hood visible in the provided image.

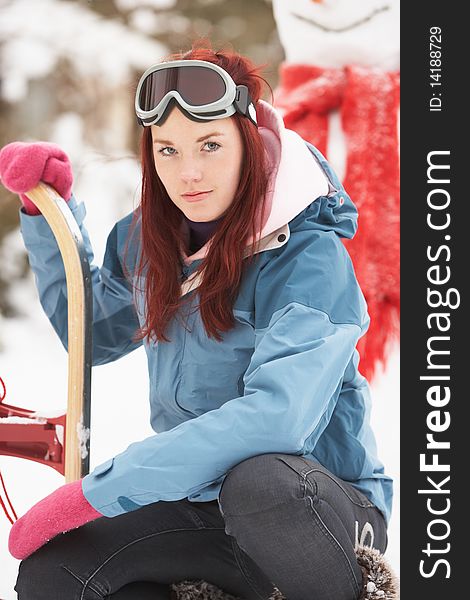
[181,99,358,265]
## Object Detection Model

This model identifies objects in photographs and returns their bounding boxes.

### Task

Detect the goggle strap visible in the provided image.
[234,85,258,126]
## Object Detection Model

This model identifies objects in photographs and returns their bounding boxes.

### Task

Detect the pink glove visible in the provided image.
[0,141,73,215]
[8,479,103,560]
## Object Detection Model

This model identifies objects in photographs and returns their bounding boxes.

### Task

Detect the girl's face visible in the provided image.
[151,106,244,222]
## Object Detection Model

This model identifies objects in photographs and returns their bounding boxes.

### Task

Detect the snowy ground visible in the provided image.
[0,184,400,598]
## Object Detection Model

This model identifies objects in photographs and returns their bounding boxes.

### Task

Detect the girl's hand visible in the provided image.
[0,141,74,215]
[8,479,103,560]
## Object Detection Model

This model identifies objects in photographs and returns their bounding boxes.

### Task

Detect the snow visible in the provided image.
[0,0,166,103]
[129,7,162,35]
[0,417,47,425]
[30,409,66,419]
[76,417,91,460]
[0,38,56,101]
[115,0,177,11]
[0,0,400,597]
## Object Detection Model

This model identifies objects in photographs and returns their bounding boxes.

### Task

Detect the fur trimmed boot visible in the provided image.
[356,545,400,599]
[169,580,283,600]
[170,545,399,600]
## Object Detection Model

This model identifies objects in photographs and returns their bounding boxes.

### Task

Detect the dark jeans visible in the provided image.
[15,454,388,600]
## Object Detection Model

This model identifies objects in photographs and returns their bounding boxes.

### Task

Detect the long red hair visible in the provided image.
[125,40,273,344]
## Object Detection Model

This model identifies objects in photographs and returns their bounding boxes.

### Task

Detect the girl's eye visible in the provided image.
[158,147,177,156]
[157,142,221,157]
[204,141,221,152]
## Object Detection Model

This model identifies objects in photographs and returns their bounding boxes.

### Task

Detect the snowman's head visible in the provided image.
[272,0,399,70]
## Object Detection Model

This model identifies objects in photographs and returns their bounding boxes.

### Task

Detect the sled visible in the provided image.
[0,182,92,486]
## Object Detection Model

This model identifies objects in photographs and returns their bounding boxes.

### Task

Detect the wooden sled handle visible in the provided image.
[23,183,92,482]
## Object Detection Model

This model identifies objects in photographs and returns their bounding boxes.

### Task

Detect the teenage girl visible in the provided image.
[0,42,393,600]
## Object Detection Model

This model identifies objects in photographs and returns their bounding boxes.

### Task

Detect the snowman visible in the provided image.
[272,0,400,383]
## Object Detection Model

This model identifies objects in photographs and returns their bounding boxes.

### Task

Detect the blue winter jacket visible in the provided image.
[18,101,393,525]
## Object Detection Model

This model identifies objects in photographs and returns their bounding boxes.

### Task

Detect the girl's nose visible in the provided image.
[180,161,203,184]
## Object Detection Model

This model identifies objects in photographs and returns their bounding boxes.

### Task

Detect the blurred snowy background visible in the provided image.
[0,1,399,598]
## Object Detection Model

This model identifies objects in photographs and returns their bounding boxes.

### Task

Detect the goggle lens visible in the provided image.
[138,66,227,111]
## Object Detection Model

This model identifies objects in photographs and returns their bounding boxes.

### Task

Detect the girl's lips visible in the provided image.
[182,191,212,202]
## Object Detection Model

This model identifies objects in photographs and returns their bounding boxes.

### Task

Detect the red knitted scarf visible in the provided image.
[275,63,400,382]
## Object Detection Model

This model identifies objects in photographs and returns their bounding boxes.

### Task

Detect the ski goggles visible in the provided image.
[135,59,258,128]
